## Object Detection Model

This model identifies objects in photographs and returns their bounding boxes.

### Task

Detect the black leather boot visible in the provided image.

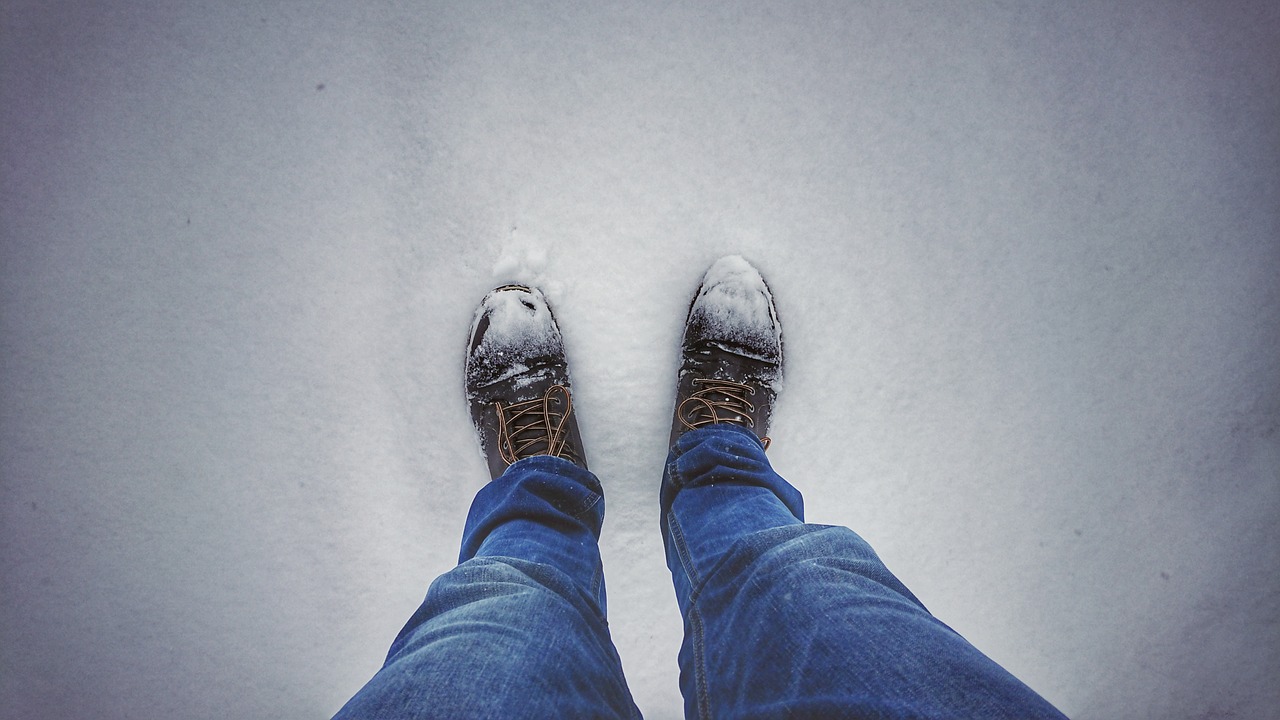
[465,284,587,480]
[670,256,783,449]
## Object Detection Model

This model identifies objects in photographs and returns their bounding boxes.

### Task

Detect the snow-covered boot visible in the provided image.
[670,256,783,449]
[465,284,587,480]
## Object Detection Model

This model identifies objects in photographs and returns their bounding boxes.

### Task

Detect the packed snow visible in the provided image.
[1,3,1276,720]
[686,254,783,367]
[465,285,564,391]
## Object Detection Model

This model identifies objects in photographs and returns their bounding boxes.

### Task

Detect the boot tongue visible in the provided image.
[690,380,752,424]
[497,385,580,465]
[675,377,767,445]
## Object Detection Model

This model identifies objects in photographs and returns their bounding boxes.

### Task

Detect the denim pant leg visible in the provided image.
[335,456,641,720]
[661,425,1067,720]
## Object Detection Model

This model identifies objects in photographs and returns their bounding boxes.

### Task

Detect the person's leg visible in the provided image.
[663,256,1065,718]
[334,284,639,719]
[336,455,638,719]
[662,424,1065,719]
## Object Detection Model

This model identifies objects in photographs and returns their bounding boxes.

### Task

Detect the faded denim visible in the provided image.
[334,426,1066,719]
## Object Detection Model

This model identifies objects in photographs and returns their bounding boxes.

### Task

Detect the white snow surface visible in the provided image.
[2,3,1278,719]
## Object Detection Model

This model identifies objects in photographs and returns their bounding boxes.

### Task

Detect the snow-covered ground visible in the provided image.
[2,3,1277,718]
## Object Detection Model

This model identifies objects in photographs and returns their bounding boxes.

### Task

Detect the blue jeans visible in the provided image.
[334,425,1066,719]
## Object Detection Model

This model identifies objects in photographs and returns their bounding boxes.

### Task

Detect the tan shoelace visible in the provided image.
[677,378,771,450]
[495,384,582,466]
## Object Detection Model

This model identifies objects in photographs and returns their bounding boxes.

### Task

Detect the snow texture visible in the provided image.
[687,255,783,369]
[2,3,1278,719]
[465,285,564,391]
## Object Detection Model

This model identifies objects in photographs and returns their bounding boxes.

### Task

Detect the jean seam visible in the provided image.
[668,508,700,589]
[689,602,711,720]
[669,484,714,718]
